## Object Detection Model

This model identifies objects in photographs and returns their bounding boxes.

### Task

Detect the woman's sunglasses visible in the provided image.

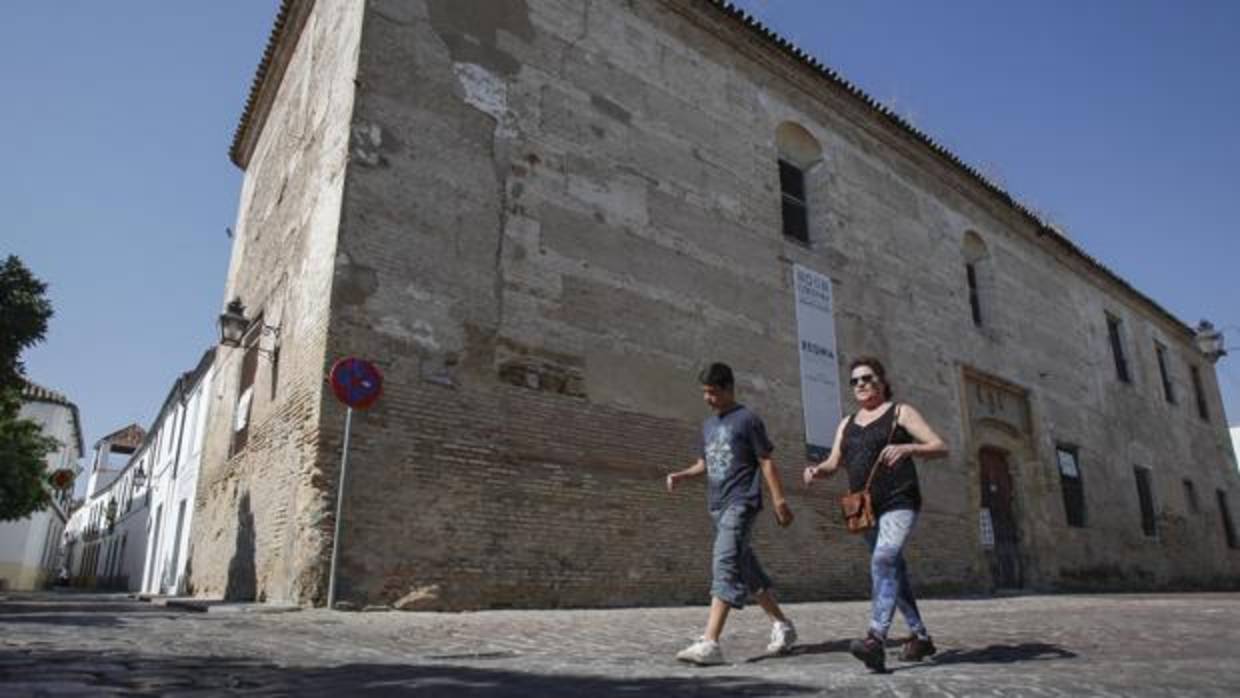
[849,373,878,387]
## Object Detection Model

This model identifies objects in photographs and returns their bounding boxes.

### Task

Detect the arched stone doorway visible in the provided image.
[962,368,1038,591]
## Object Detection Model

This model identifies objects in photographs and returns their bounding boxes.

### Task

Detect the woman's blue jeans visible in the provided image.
[864,508,928,639]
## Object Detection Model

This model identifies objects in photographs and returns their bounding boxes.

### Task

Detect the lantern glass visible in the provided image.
[218,299,248,347]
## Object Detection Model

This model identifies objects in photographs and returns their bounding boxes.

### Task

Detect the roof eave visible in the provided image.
[229,0,314,169]
[700,0,1194,338]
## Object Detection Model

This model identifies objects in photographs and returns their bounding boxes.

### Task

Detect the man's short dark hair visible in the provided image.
[698,362,734,390]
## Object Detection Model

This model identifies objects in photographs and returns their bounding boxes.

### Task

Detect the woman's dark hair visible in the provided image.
[849,356,894,400]
[698,362,735,390]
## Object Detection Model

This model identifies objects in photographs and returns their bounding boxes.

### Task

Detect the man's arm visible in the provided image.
[760,458,794,527]
[666,458,706,493]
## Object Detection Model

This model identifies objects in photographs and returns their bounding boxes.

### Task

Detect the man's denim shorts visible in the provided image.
[710,503,772,609]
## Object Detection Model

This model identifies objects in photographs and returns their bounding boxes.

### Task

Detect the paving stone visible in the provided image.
[2,591,1239,695]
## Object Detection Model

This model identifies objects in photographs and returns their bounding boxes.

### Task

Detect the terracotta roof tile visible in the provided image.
[21,380,85,456]
[97,423,146,452]
[229,0,303,168]
[704,0,1192,336]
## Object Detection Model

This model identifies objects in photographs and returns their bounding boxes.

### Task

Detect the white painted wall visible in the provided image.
[0,398,79,590]
[63,444,151,591]
[143,366,214,595]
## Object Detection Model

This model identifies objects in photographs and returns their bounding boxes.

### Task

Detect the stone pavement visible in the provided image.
[2,591,1239,696]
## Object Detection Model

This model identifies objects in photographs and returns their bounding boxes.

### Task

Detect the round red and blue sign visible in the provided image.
[329,357,384,410]
[48,469,75,491]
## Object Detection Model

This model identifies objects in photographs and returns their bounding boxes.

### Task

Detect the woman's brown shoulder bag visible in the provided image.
[840,404,900,533]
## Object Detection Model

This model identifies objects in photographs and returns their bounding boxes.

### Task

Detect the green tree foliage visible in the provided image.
[0,255,57,521]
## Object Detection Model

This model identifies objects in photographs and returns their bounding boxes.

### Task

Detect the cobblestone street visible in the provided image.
[3,591,1239,696]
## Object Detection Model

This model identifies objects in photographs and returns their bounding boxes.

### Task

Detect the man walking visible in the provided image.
[666,362,797,665]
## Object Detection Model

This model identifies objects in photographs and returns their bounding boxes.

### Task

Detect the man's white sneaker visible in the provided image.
[676,637,725,665]
[767,620,797,654]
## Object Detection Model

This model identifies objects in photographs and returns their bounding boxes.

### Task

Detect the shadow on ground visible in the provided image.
[0,648,818,697]
[921,643,1077,666]
[0,597,182,630]
[746,636,908,663]
[745,638,1077,672]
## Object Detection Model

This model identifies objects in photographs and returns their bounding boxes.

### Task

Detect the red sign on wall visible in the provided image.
[329,357,383,410]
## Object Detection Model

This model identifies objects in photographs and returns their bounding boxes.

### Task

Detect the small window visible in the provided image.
[270,345,281,400]
[1219,490,1238,549]
[1056,446,1086,527]
[1155,343,1175,404]
[1183,479,1199,513]
[230,329,261,456]
[1133,466,1157,537]
[779,159,809,243]
[1106,314,1130,383]
[1190,365,1209,421]
[966,263,982,326]
[962,232,993,329]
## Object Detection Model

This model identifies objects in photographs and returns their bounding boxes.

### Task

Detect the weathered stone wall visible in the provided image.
[203,0,1239,608]
[187,0,362,603]
[312,0,1239,609]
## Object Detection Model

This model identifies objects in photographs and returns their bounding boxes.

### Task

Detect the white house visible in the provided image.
[61,351,218,594]
[141,350,215,596]
[0,382,83,591]
[62,423,147,589]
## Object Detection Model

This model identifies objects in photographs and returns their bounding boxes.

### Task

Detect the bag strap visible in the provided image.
[859,403,901,494]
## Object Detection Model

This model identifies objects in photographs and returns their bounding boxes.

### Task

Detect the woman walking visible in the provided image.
[803,356,948,673]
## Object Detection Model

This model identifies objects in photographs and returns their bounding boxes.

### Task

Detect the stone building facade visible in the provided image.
[187,0,1240,608]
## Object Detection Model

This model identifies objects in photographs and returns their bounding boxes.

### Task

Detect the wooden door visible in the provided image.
[980,447,1022,589]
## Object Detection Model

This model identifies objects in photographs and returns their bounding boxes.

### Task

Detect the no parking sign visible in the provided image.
[326,357,383,609]
[329,357,383,410]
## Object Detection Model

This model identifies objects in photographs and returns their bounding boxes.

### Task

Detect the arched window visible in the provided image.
[962,231,992,327]
[776,122,823,244]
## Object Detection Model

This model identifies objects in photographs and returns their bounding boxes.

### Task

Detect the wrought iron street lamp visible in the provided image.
[218,298,248,347]
[1194,320,1227,363]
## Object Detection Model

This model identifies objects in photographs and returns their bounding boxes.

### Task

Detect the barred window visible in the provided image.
[1190,365,1209,421]
[779,160,808,243]
[1218,490,1237,550]
[1155,343,1175,404]
[1056,447,1086,527]
[1134,466,1157,537]
[1107,314,1130,383]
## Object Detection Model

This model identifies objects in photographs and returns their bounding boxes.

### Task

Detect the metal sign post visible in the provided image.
[327,406,353,610]
[325,357,383,610]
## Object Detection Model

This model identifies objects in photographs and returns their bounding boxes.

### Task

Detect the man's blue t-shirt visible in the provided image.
[701,404,774,511]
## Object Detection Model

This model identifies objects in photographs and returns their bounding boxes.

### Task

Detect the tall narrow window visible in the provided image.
[1155,343,1175,403]
[962,231,992,328]
[966,263,982,326]
[1106,314,1130,383]
[1183,479,1199,513]
[270,344,281,400]
[775,122,822,245]
[1056,446,1086,527]
[1190,365,1209,421]
[1134,466,1157,537]
[230,332,260,456]
[1218,490,1238,549]
[778,159,808,243]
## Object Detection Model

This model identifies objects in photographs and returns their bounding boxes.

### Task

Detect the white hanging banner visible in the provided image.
[793,264,842,460]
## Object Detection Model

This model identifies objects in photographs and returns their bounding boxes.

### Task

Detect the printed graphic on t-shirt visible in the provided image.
[705,426,733,482]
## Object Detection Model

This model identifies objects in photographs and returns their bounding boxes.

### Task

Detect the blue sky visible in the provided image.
[5,1,1238,469]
